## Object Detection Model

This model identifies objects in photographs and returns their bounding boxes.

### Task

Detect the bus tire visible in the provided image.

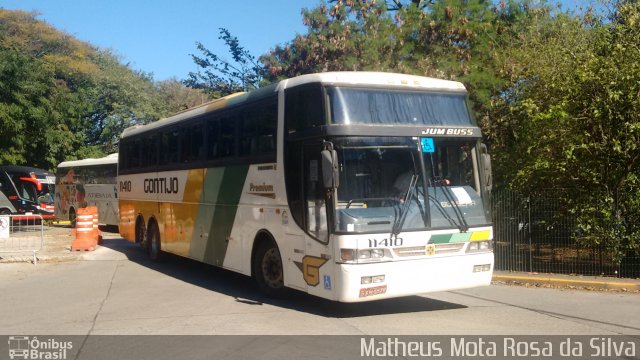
[0,208,11,216]
[148,222,163,262]
[253,238,285,297]
[136,217,147,252]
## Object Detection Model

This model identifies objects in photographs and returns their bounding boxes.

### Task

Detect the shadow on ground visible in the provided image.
[98,235,467,318]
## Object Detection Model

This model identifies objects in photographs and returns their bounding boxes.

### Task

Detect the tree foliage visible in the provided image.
[0,48,81,166]
[156,78,212,112]
[487,1,640,259]
[260,0,515,132]
[184,28,265,97]
[2,2,638,256]
[200,0,639,256]
[0,9,181,168]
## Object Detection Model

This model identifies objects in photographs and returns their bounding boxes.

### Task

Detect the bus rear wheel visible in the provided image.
[253,240,285,297]
[148,223,163,261]
[136,219,147,252]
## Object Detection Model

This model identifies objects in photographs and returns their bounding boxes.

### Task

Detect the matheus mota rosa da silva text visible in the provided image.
[360,336,637,358]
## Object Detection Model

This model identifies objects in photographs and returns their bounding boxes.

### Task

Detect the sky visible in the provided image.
[1,0,597,82]
[1,0,321,81]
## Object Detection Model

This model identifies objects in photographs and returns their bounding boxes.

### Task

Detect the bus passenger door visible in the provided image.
[300,144,336,299]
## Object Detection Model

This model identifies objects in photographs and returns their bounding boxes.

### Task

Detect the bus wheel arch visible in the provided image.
[251,230,285,297]
[147,217,163,261]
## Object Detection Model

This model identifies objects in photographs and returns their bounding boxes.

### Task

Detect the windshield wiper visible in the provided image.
[423,188,458,227]
[391,174,419,237]
[433,178,469,232]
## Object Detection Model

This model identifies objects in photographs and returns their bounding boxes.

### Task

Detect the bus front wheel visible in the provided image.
[253,240,285,297]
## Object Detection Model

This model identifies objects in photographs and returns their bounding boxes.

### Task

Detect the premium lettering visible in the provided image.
[249,182,274,192]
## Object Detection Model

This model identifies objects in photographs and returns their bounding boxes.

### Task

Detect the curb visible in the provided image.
[492,273,640,292]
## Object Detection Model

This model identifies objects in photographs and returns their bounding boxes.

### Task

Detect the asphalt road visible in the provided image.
[0,238,638,337]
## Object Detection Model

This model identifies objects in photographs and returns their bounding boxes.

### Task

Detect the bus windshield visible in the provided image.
[327,87,473,126]
[333,137,489,234]
[10,176,39,205]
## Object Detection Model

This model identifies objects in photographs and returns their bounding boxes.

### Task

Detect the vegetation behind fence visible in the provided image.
[491,190,640,278]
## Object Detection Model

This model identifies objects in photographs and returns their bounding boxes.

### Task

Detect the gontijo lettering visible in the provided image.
[144,177,179,194]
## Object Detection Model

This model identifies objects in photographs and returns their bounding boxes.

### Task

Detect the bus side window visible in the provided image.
[219,117,236,158]
[124,139,142,170]
[180,123,203,163]
[162,129,179,165]
[205,114,238,161]
[192,123,204,161]
[133,139,143,169]
[206,119,220,160]
[285,84,324,136]
[259,102,277,154]
[241,102,276,157]
[240,112,257,156]
[142,134,158,168]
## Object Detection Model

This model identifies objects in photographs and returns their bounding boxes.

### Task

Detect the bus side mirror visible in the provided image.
[321,149,339,189]
[479,144,492,193]
[20,177,43,192]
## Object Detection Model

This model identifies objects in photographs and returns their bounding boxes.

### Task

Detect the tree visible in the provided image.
[0,9,170,167]
[80,50,167,154]
[261,0,512,124]
[155,79,211,113]
[259,0,640,258]
[0,47,87,168]
[184,28,265,97]
[486,0,640,259]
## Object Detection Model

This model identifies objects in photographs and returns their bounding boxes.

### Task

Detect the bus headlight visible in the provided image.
[466,241,493,253]
[340,248,391,263]
[358,249,372,260]
[370,249,385,258]
[341,249,355,261]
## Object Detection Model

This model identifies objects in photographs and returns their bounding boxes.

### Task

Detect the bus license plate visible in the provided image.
[359,285,387,298]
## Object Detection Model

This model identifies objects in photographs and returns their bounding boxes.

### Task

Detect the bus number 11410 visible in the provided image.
[368,238,403,248]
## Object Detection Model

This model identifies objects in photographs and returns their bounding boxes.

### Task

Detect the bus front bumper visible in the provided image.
[334,252,494,303]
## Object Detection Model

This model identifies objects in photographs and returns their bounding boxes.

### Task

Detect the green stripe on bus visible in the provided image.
[450,233,471,243]
[203,165,249,265]
[430,234,452,244]
[430,233,471,244]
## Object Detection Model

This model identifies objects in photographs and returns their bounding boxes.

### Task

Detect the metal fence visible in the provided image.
[0,215,44,264]
[492,190,640,278]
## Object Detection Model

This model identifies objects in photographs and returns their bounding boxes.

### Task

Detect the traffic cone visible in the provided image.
[71,206,99,251]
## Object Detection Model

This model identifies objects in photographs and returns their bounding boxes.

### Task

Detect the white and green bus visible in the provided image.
[118,72,494,302]
[55,153,119,226]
